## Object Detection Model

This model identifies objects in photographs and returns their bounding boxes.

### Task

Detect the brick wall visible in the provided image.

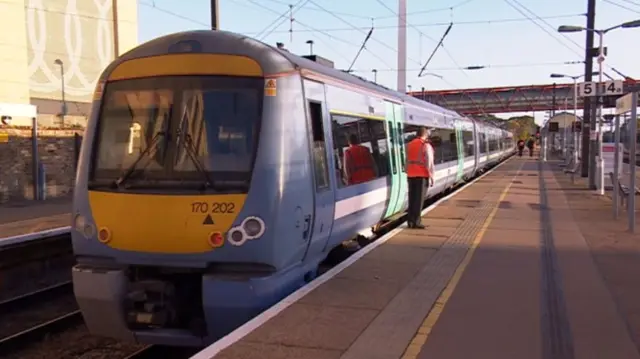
[0,127,83,203]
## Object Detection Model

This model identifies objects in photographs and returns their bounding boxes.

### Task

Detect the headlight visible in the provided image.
[74,214,86,232]
[242,216,265,239]
[74,214,95,239]
[227,228,247,247]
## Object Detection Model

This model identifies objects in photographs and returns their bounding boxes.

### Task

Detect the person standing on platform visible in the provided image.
[517,139,525,157]
[526,136,535,157]
[406,127,435,229]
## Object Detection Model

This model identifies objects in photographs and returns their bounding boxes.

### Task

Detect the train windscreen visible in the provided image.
[90,76,262,192]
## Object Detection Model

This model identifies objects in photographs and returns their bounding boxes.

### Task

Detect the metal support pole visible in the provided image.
[573,79,580,165]
[614,114,621,218]
[596,32,605,195]
[31,117,39,201]
[582,0,596,179]
[628,92,637,233]
[396,0,407,93]
[211,0,219,29]
[542,128,548,162]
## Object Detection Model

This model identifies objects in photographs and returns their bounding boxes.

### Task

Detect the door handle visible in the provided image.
[302,215,311,239]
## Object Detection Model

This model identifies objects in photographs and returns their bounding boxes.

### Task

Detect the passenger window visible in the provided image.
[308,101,330,191]
[479,133,488,154]
[396,126,406,171]
[463,130,474,157]
[331,113,389,187]
[403,124,457,164]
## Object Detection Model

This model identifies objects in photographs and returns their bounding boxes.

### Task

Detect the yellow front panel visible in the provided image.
[88,191,247,254]
[108,54,263,81]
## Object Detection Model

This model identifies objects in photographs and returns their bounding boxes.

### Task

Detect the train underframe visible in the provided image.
[72,256,323,346]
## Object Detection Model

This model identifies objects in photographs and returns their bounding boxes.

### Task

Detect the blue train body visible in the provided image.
[70,30,515,346]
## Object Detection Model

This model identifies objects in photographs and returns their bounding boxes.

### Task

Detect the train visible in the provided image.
[70,30,516,347]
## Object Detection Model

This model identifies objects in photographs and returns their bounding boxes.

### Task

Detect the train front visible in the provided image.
[71,32,293,346]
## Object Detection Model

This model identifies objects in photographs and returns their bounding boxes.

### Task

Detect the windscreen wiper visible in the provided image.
[113,131,165,188]
[178,133,215,190]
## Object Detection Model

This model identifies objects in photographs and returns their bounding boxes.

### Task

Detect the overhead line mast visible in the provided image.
[397,0,407,92]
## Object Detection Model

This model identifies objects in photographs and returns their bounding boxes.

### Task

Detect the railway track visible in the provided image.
[0,281,83,357]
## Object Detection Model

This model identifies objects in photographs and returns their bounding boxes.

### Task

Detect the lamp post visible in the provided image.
[550,72,599,165]
[53,59,66,127]
[558,19,640,195]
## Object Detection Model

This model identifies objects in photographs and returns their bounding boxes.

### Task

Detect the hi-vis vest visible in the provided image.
[406,138,430,178]
[345,145,376,184]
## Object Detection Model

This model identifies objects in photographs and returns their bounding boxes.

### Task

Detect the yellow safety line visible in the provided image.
[401,160,525,359]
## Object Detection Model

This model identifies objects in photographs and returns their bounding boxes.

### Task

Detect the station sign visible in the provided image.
[577,80,624,97]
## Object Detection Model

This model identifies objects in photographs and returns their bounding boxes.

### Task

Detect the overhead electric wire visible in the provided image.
[618,0,640,7]
[304,0,423,66]
[375,0,478,20]
[509,0,584,52]
[502,0,583,58]
[603,0,640,14]
[256,0,374,20]
[251,0,311,40]
[373,0,469,79]
[240,0,393,67]
[349,60,585,73]
[242,14,586,34]
[505,0,630,76]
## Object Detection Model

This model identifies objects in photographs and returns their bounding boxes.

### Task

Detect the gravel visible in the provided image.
[0,292,78,339]
[4,325,146,359]
[0,254,74,301]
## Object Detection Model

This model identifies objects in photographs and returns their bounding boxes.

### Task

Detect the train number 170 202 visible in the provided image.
[191,202,236,214]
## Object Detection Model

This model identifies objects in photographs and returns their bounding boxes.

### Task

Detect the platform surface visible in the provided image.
[0,197,71,239]
[196,155,640,359]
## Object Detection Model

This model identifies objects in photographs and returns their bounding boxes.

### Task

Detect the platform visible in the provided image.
[193,155,640,359]
[0,197,71,241]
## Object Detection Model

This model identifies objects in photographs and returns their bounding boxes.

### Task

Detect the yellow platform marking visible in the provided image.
[401,161,525,359]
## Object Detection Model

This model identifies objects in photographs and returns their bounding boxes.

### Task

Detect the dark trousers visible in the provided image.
[528,146,534,156]
[407,177,427,226]
[518,146,524,156]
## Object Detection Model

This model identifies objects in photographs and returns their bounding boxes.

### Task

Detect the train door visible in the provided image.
[382,101,405,218]
[454,120,465,182]
[301,79,336,259]
[392,103,408,212]
[471,121,480,174]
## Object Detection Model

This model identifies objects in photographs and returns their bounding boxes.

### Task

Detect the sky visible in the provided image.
[135,0,640,122]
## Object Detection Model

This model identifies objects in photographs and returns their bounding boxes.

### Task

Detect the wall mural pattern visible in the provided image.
[26,0,114,102]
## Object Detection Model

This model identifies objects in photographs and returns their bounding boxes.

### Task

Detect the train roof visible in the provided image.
[111,30,506,132]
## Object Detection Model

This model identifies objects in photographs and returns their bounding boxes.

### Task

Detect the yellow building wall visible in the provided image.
[0,0,32,105]
[24,0,138,104]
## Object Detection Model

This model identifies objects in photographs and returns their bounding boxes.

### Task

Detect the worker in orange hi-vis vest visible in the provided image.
[405,127,435,229]
[343,134,378,185]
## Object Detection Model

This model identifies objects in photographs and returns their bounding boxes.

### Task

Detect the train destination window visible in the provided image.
[331,113,389,187]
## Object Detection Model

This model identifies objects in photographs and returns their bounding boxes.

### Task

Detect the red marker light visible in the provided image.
[208,232,224,248]
[98,228,111,243]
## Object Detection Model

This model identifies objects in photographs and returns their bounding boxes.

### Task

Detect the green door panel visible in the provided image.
[383,101,400,219]
[392,103,408,213]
